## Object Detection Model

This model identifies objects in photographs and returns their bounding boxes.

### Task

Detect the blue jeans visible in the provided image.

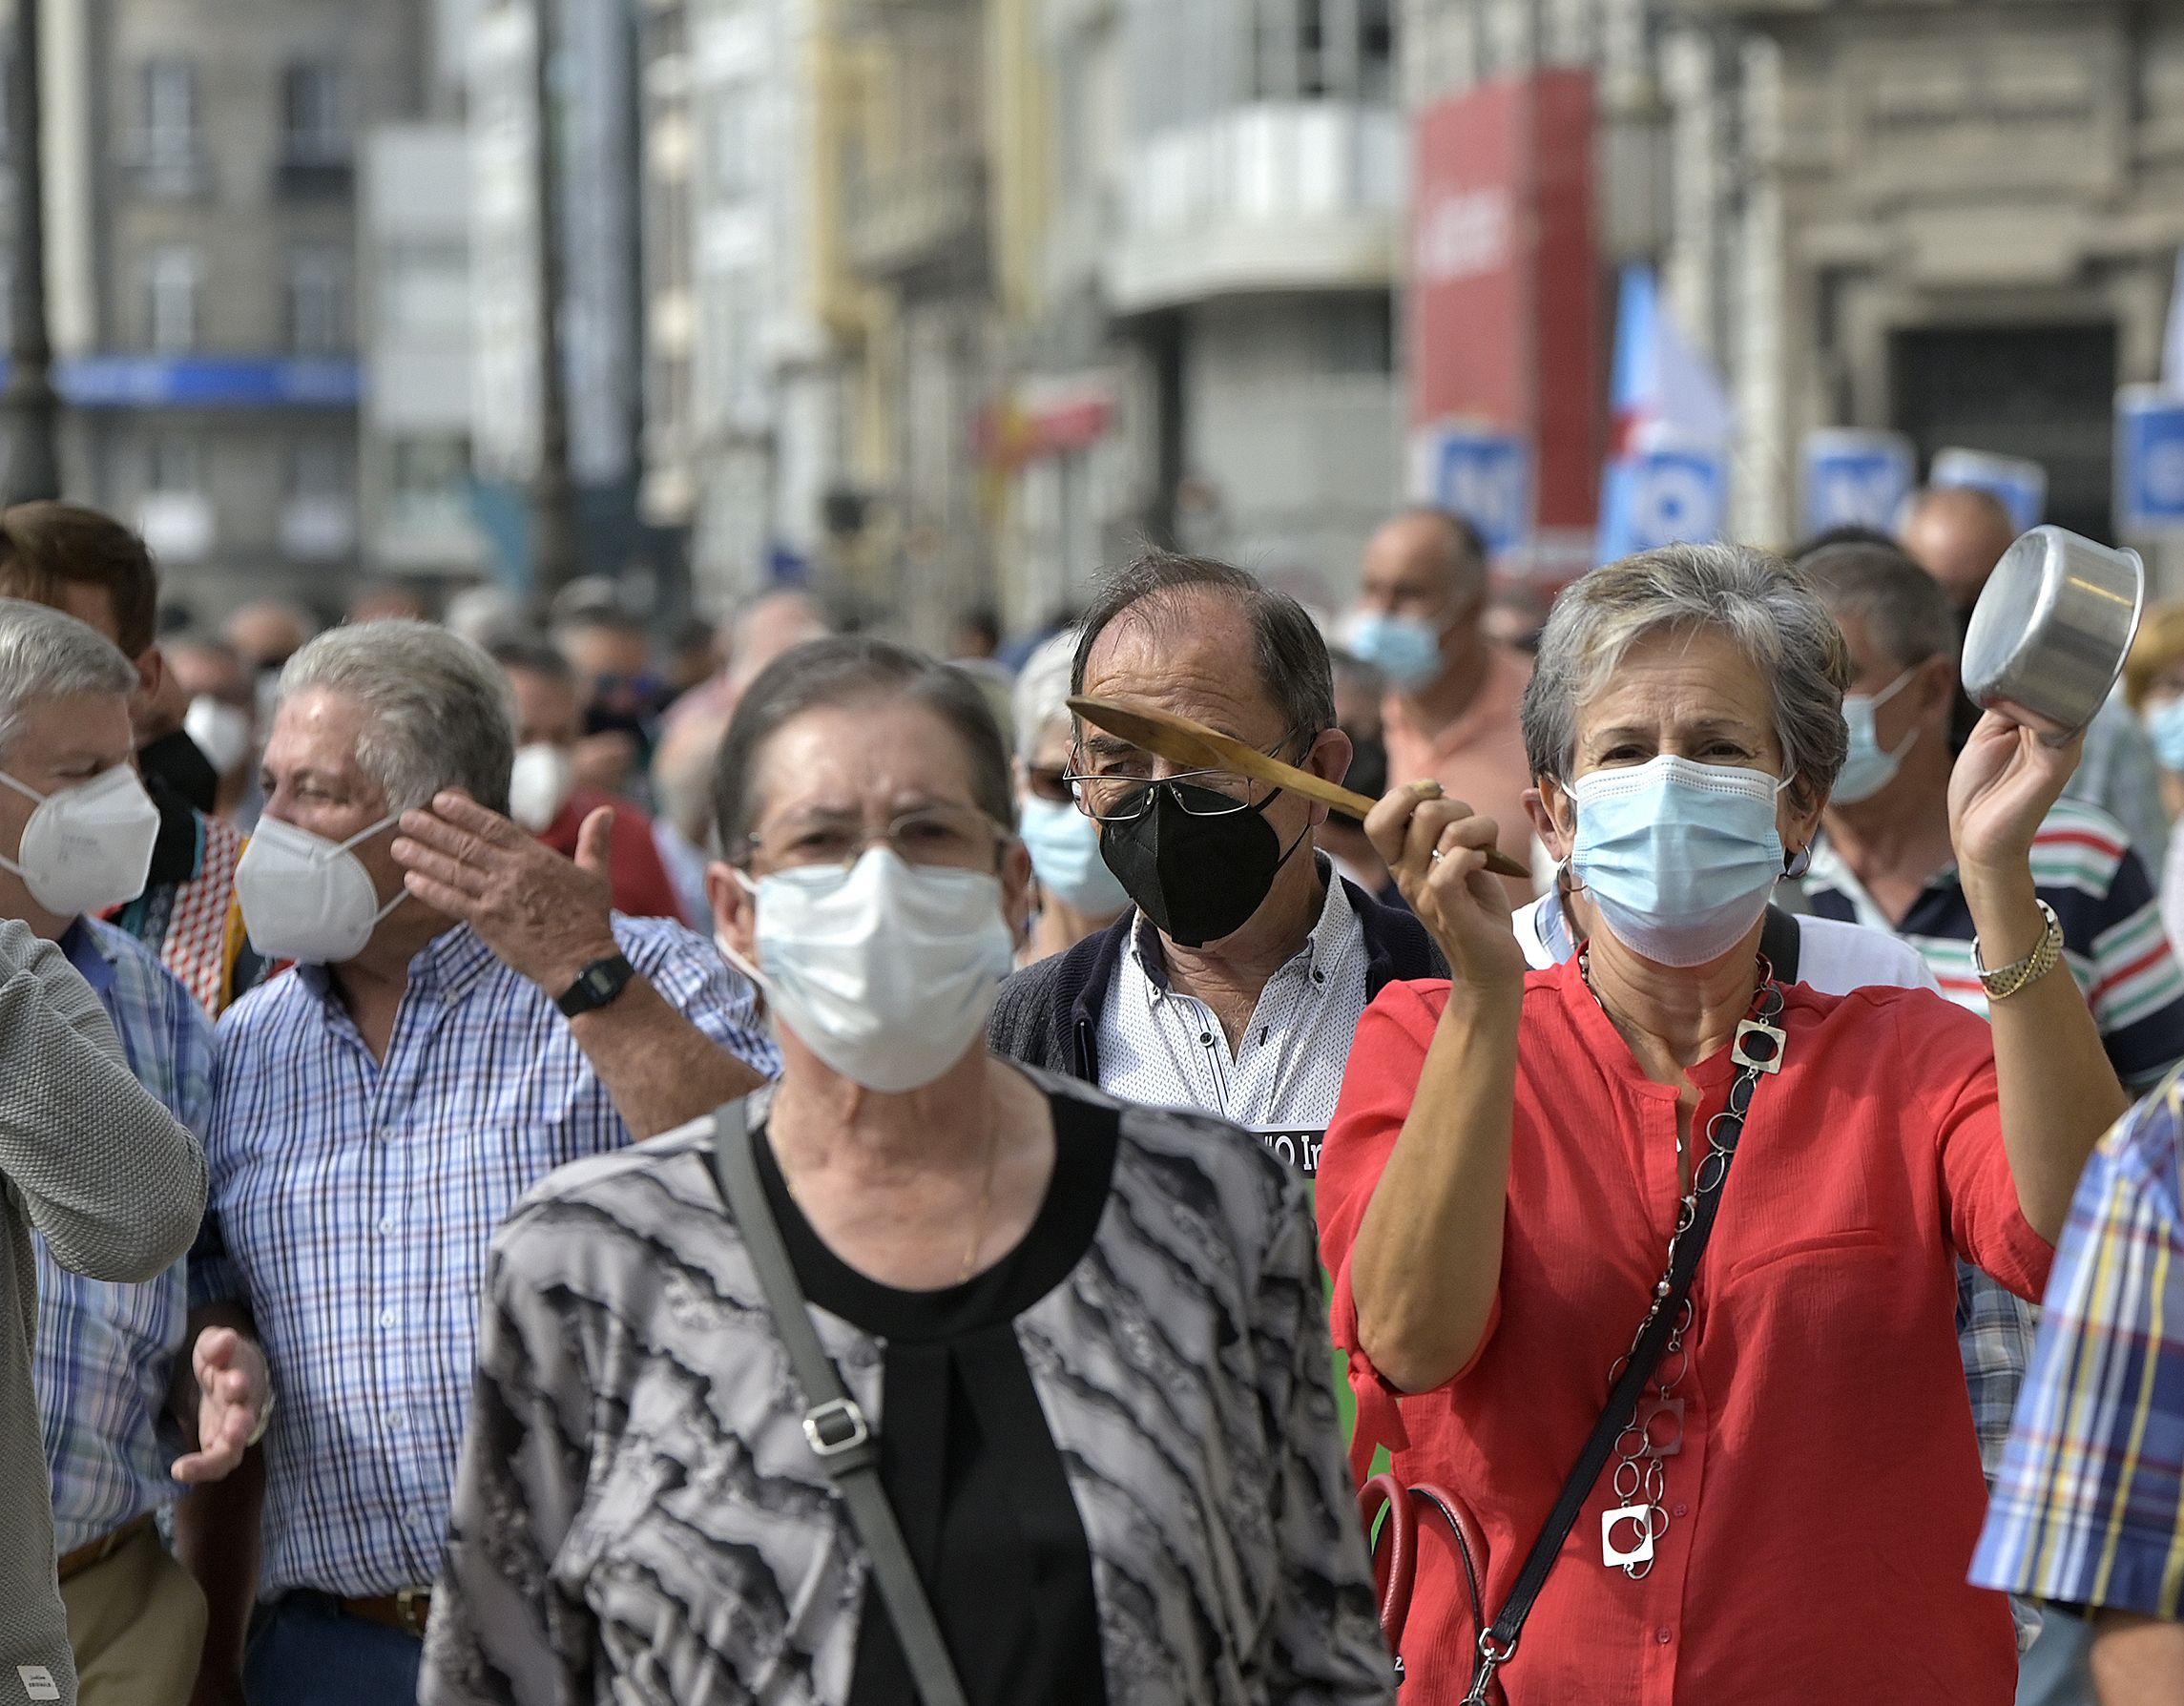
[2017,1606,2097,1706]
[244,1594,423,1706]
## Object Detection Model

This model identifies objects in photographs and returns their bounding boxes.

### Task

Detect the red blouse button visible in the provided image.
[1656,1628,1674,1645]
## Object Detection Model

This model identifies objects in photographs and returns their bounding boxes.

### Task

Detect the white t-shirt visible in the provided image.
[1510,890,1941,996]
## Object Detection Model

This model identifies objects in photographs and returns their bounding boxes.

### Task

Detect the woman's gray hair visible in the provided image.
[1012,631,1078,760]
[1521,544,1851,802]
[713,636,1013,860]
[279,619,517,815]
[0,596,138,759]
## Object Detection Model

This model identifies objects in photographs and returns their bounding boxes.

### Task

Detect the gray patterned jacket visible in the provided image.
[420,1074,1394,1706]
[1,918,206,1706]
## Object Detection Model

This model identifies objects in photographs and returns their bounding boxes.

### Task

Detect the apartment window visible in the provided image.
[145,247,200,352]
[286,246,347,354]
[137,60,200,182]
[281,62,348,165]
[146,436,202,495]
[380,240,469,340]
[705,85,758,201]
[390,436,467,507]
[698,270,760,427]
[289,438,351,499]
[1249,0,1393,102]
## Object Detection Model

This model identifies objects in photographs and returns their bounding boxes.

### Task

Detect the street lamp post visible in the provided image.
[4,0,60,503]
[530,0,578,594]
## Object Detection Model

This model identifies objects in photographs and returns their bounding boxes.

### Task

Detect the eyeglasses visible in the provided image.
[1064,731,1302,824]
[747,802,1006,872]
[1022,763,1072,805]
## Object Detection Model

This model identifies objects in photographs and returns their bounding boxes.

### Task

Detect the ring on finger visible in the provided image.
[1429,848,1445,864]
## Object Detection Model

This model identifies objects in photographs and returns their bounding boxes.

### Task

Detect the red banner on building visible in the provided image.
[1409,71,1601,542]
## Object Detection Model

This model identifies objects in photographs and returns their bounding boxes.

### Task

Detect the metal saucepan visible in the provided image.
[1959,525,2145,744]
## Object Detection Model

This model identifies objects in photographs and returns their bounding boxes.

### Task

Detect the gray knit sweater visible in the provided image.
[0,918,206,1706]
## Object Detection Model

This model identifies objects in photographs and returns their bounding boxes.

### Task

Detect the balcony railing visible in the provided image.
[1108,101,1402,310]
[843,147,986,280]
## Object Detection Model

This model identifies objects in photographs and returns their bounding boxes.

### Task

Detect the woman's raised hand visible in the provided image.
[1947,711,2083,887]
[1366,780,1530,996]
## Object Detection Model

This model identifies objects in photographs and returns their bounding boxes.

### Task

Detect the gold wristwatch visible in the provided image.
[1971,900,2063,1002]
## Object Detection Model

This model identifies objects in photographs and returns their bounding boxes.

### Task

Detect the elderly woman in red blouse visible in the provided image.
[1321,542,2130,1704]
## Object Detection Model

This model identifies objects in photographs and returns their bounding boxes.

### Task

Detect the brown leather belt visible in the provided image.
[337,1589,431,1637]
[56,1512,156,1583]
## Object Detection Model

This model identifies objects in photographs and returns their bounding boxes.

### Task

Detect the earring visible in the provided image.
[1784,844,1813,879]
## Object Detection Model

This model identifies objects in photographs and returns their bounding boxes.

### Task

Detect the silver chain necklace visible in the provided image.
[1579,952,1786,1576]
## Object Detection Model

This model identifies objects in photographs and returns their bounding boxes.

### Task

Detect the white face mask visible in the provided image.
[235,813,406,964]
[183,696,254,778]
[508,742,576,833]
[0,765,162,917]
[725,845,1014,1092]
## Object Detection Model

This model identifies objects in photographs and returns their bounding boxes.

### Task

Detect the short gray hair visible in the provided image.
[279,619,518,815]
[1012,631,1077,760]
[1799,541,1959,671]
[1521,544,1851,802]
[0,596,136,759]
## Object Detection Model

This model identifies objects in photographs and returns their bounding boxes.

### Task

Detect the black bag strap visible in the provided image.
[1759,904,1801,984]
[1466,988,1781,1700]
[708,1099,971,1706]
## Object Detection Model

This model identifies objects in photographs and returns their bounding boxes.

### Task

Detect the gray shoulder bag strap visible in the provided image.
[709,1098,971,1706]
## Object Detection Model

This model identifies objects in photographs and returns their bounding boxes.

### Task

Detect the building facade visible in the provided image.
[15,0,432,616]
[998,0,1405,622]
[1404,0,2184,565]
[637,0,850,619]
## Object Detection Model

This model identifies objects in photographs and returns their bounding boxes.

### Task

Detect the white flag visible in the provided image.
[2164,245,2184,394]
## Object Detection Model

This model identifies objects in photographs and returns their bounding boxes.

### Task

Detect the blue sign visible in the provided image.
[1801,429,1914,537]
[1930,447,2045,532]
[2116,385,2184,531]
[1598,445,1728,561]
[1419,428,1531,556]
[0,354,364,409]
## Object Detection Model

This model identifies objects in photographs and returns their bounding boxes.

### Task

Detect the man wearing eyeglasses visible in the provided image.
[988,552,1446,1179]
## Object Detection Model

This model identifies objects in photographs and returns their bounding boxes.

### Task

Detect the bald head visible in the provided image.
[728,591,833,691]
[1902,487,2019,613]
[1352,509,1490,695]
[1362,510,1487,610]
[225,601,316,672]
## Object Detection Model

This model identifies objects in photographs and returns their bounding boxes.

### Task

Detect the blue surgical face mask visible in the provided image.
[1018,794,1129,917]
[1832,667,1920,805]
[1568,755,1789,968]
[2146,698,2184,774]
[1342,609,1447,691]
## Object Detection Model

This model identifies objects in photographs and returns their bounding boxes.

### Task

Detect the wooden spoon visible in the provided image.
[1068,694,1533,881]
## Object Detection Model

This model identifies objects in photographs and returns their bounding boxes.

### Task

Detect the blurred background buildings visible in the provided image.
[1,0,2181,633]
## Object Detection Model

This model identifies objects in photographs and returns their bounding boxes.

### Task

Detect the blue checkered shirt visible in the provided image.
[194,916,778,1597]
[32,917,215,1552]
[1971,1069,2184,1619]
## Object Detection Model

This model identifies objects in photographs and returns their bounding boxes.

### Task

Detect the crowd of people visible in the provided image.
[2,488,2181,1706]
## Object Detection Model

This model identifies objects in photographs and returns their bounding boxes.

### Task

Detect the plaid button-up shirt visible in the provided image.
[195,916,777,1597]
[32,917,216,1552]
[1972,1070,2184,1620]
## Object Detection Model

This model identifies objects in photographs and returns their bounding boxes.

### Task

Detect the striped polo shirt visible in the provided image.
[1804,799,2184,1093]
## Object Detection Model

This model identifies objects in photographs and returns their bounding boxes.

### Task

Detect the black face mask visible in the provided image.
[1098,780,1307,948]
